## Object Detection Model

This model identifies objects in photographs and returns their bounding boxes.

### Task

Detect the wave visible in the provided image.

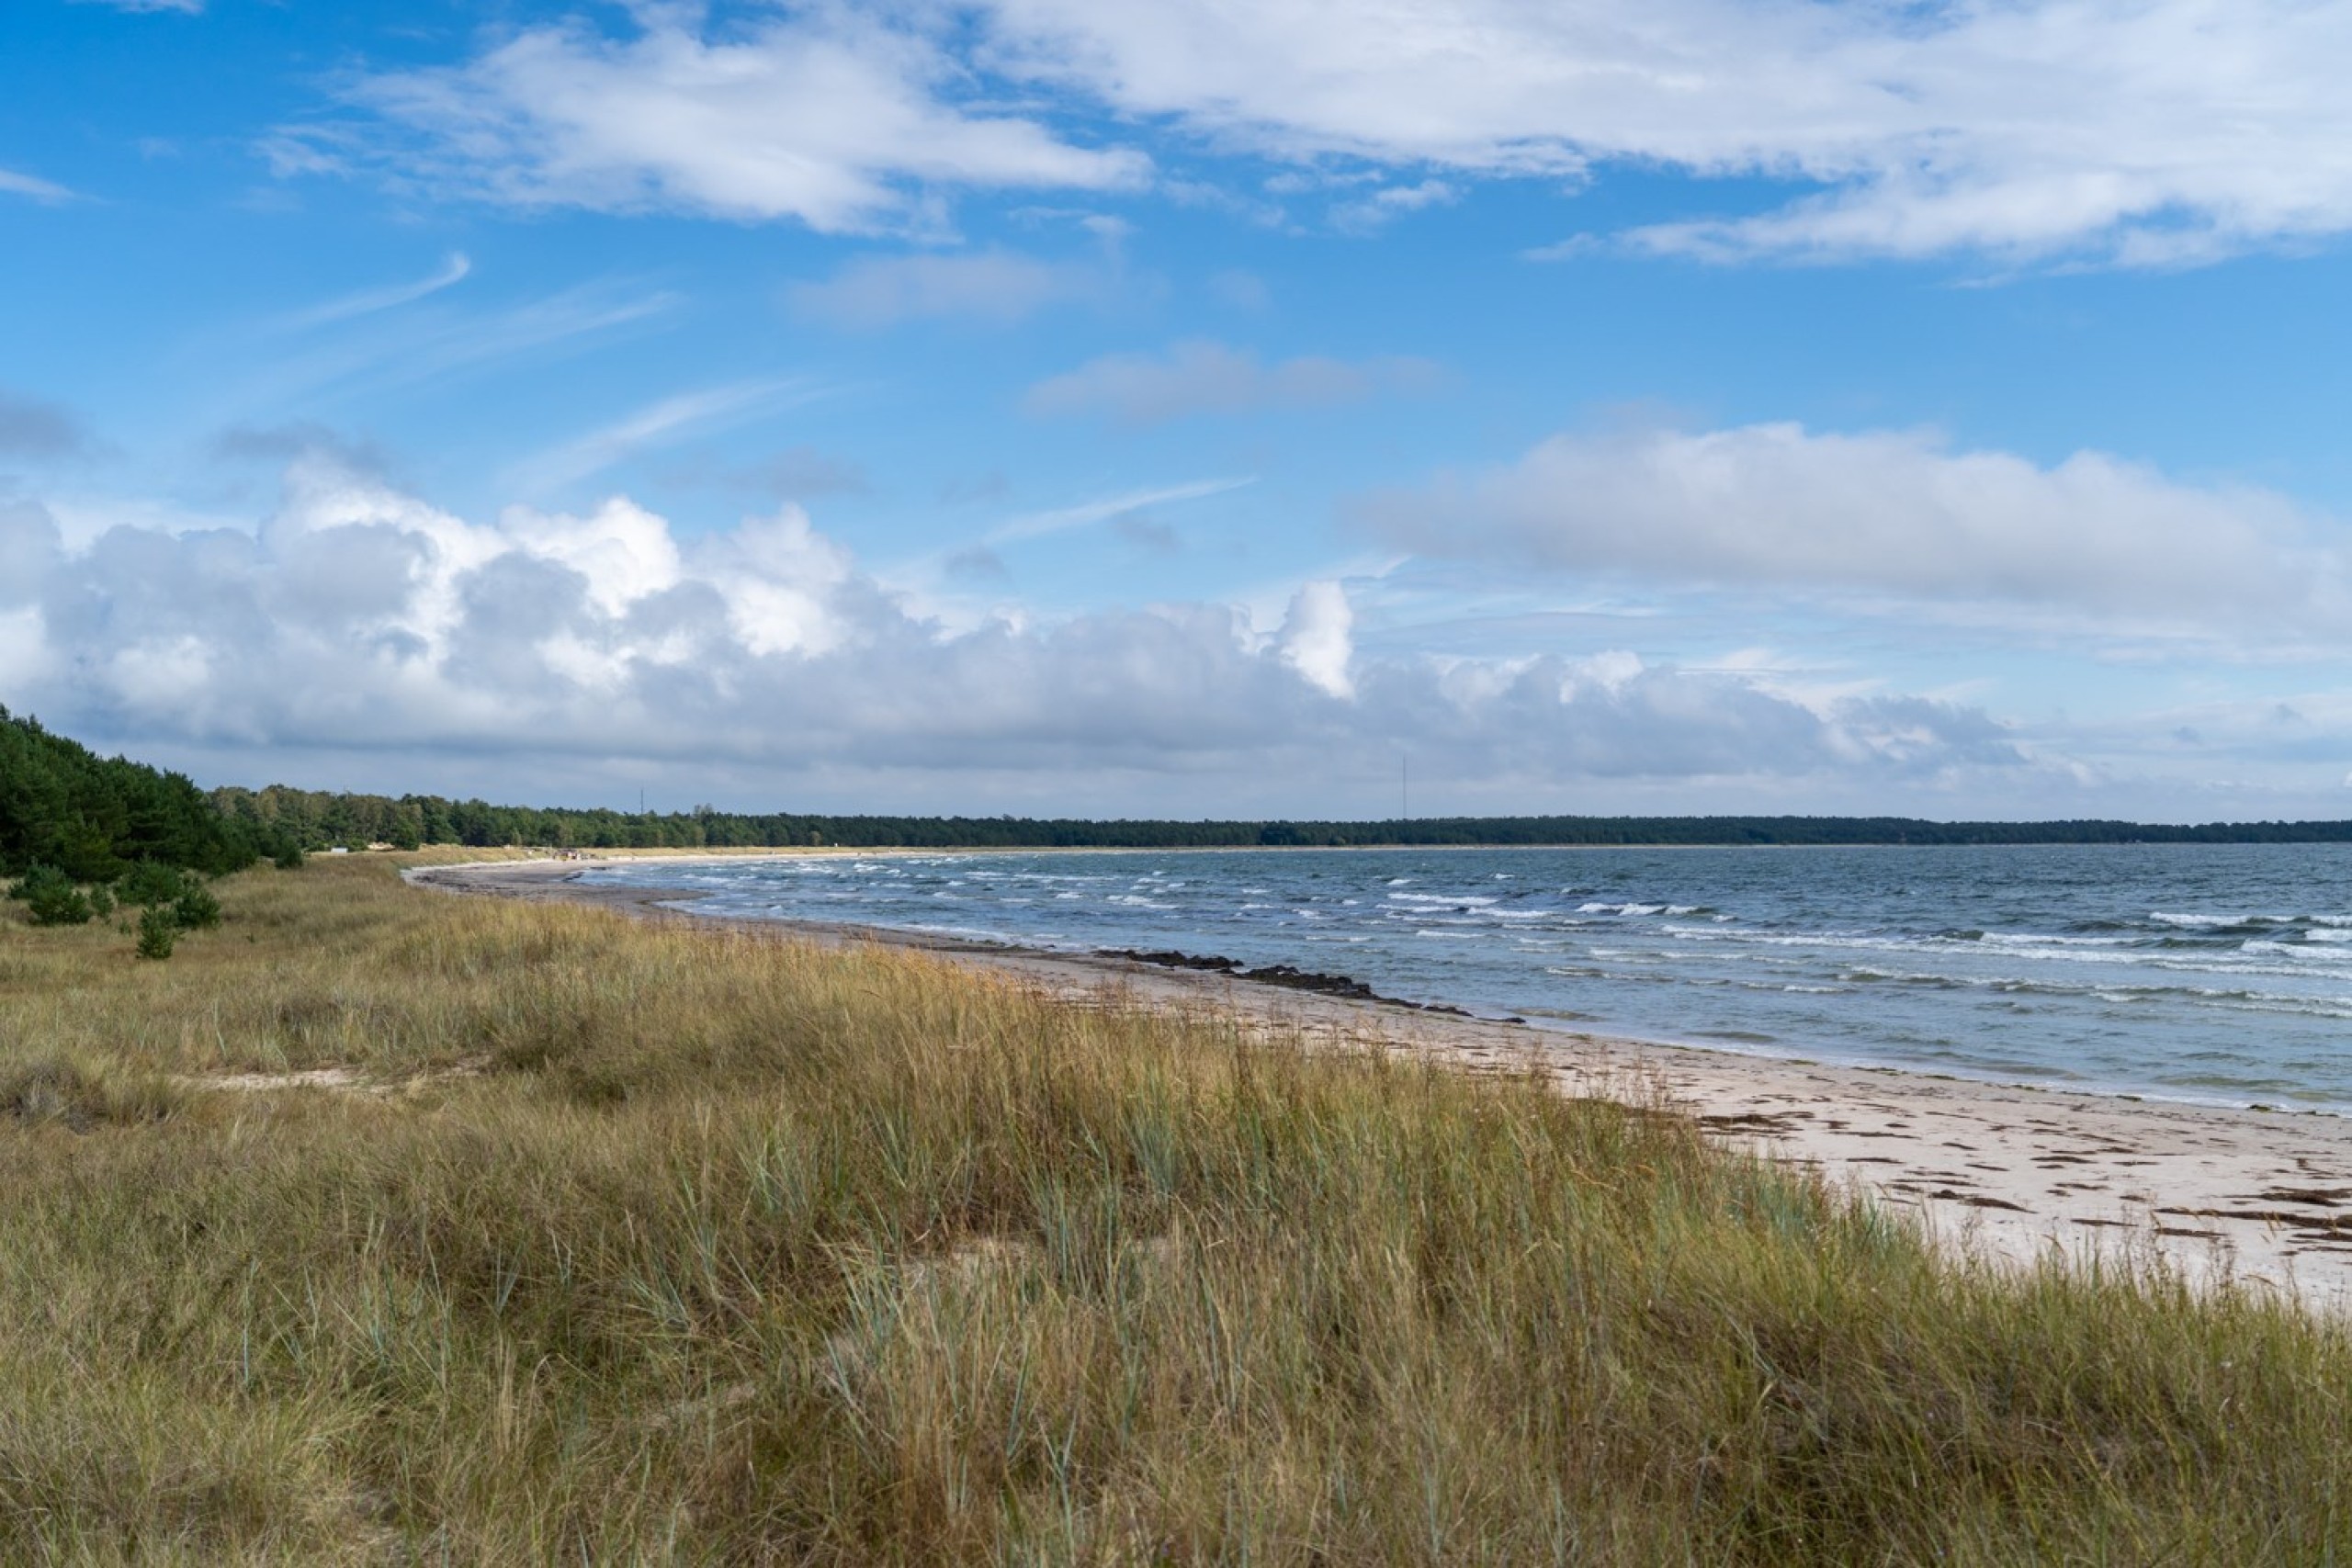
[1976,931,2134,948]
[2149,910,2297,930]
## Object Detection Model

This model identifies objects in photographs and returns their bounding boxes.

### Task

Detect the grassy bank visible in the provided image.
[3,856,2349,1562]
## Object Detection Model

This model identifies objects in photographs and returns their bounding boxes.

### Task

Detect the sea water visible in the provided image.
[581,843,2352,1111]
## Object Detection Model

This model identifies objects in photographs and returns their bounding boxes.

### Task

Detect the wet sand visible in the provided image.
[410,854,2352,1304]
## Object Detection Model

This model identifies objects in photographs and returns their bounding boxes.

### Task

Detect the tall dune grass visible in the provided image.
[2,855,2348,1561]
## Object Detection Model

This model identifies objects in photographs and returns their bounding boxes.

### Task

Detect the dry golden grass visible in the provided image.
[3,854,2350,1562]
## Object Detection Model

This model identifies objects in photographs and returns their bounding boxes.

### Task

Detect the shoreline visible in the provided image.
[410,853,2352,1303]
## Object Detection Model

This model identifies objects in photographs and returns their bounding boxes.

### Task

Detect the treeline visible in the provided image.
[0,706,296,880]
[207,784,2352,852]
[14,701,2350,867]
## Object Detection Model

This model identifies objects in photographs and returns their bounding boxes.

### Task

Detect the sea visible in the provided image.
[581,843,2352,1111]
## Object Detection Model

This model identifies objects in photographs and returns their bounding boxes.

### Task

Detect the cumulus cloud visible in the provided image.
[1360,421,2352,637]
[0,459,2037,806]
[788,248,1117,328]
[1280,580,1354,698]
[1025,340,1441,424]
[0,502,63,608]
[982,0,2352,265]
[317,8,1146,233]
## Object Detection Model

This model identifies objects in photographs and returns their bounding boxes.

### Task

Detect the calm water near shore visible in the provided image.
[583,843,2352,1110]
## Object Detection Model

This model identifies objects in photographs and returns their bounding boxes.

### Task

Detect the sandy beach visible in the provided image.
[412,853,2352,1303]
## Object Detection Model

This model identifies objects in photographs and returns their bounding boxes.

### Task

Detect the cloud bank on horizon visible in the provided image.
[5,0,2352,818]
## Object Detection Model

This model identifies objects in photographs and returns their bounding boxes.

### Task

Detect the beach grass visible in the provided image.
[4,854,2350,1562]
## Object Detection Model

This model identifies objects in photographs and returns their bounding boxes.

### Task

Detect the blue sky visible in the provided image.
[6,0,2352,818]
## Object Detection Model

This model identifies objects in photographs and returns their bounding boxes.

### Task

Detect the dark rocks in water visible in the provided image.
[1233,963,1381,1001]
[1100,947,1487,1017]
[1100,948,1242,974]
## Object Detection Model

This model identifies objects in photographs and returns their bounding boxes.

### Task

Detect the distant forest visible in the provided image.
[0,707,294,879]
[11,705,2352,869]
[209,781,2352,853]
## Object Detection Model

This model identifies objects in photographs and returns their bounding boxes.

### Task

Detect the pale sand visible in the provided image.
[409,855,2352,1305]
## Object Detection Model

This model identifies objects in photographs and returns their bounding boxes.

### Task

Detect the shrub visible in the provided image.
[172,882,221,931]
[10,865,94,927]
[88,886,114,918]
[134,907,176,961]
[116,861,187,908]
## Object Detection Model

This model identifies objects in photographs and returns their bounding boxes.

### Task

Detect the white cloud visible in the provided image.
[231,281,682,413]
[1330,177,1457,234]
[982,0,2352,266]
[1280,580,1354,698]
[0,168,77,204]
[787,248,1115,328]
[0,502,63,605]
[504,378,818,493]
[291,2,2352,265]
[985,475,1256,545]
[1,459,2042,809]
[278,252,471,332]
[1025,340,1440,424]
[328,8,1147,233]
[1360,421,2352,638]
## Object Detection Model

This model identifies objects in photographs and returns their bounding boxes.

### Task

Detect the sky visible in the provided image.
[6,1,2352,820]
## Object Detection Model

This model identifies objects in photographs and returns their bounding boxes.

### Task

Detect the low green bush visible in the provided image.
[8,864,94,927]
[172,882,221,931]
[116,861,187,908]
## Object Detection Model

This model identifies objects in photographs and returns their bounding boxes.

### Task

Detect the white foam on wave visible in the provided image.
[2241,939,2338,959]
[2150,910,2300,929]
[1978,931,2132,948]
